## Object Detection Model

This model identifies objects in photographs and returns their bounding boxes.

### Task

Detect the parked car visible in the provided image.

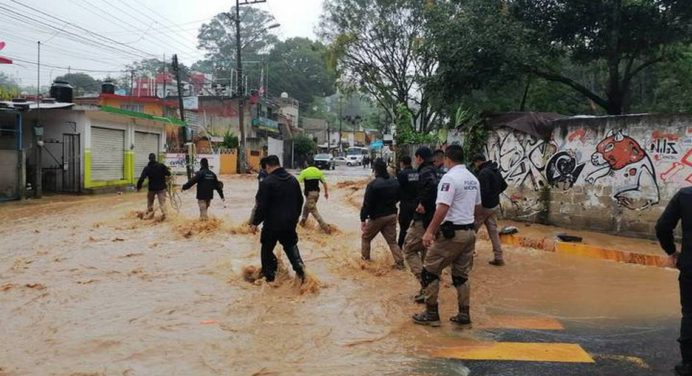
[314,154,335,170]
[333,157,355,167]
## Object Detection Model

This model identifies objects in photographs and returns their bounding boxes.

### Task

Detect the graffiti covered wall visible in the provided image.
[486,114,692,238]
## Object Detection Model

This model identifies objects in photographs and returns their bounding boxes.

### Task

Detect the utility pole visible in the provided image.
[230,0,267,173]
[35,41,42,198]
[338,92,343,154]
[172,54,192,179]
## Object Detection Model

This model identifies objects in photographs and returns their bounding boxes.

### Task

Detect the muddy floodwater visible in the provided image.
[0,174,681,375]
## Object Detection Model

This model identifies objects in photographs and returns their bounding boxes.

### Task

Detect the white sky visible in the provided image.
[0,0,325,86]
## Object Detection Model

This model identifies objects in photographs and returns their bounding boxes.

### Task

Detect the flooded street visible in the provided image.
[0,169,682,375]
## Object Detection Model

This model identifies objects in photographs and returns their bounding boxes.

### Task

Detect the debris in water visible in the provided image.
[175,218,223,238]
[229,223,254,235]
[336,179,367,190]
[200,320,218,325]
[295,272,324,295]
[1,283,16,291]
[25,283,46,290]
[112,237,125,242]
[242,265,262,283]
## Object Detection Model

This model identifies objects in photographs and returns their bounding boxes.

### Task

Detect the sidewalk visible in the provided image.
[480,220,671,268]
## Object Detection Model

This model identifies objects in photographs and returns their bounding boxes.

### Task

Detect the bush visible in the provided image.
[221,131,239,149]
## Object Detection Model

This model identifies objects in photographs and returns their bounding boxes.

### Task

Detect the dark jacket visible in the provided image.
[182,167,224,201]
[361,174,400,222]
[477,161,508,208]
[137,161,171,192]
[397,167,418,206]
[656,187,692,271]
[258,170,268,186]
[252,168,304,231]
[413,161,439,228]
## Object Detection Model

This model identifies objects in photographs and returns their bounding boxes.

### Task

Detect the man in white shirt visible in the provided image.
[412,145,481,328]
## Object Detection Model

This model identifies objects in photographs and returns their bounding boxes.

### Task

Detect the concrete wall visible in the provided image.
[485,114,692,238]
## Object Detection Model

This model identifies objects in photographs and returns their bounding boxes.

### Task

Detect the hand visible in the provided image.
[249,225,258,234]
[361,221,367,233]
[422,231,435,248]
[416,204,425,214]
[668,252,680,268]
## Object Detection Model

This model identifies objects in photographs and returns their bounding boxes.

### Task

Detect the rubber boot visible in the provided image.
[489,259,505,266]
[412,304,441,327]
[286,245,306,282]
[450,306,472,328]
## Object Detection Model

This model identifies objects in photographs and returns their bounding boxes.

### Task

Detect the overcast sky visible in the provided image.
[0,0,325,86]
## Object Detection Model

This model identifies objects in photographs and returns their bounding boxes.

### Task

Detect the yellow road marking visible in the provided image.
[477,316,564,330]
[433,342,595,363]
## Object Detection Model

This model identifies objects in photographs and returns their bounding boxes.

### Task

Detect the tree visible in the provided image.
[513,0,692,114]
[54,73,100,96]
[197,6,278,86]
[293,134,317,156]
[267,37,336,110]
[0,72,18,100]
[126,58,191,80]
[320,0,439,132]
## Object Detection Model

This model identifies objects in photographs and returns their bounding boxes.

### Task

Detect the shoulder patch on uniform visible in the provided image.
[440,183,451,192]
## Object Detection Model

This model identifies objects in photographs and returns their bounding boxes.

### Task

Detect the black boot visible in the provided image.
[676,362,692,376]
[286,245,306,282]
[450,306,472,328]
[412,304,441,327]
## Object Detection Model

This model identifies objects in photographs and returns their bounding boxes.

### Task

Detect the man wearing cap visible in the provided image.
[182,158,225,220]
[413,145,480,328]
[472,154,508,266]
[297,162,331,233]
[137,153,171,219]
[360,158,404,268]
[402,146,439,303]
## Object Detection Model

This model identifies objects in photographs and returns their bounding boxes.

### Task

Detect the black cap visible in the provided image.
[415,146,433,160]
[472,154,487,162]
[148,153,156,162]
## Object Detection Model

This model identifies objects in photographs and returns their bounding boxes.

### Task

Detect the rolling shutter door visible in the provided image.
[135,132,160,174]
[91,127,124,181]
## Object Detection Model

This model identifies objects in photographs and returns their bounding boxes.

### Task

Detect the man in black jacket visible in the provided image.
[251,155,306,282]
[402,147,439,303]
[361,158,404,268]
[397,156,418,248]
[472,154,508,266]
[182,158,225,220]
[657,187,692,376]
[137,153,171,219]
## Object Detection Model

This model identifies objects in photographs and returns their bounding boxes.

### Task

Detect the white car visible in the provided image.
[333,157,356,167]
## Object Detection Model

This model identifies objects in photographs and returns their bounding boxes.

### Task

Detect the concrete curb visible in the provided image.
[484,233,669,268]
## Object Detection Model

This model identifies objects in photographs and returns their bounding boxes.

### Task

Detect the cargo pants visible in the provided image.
[474,206,503,261]
[421,229,476,308]
[361,214,404,263]
[302,191,328,230]
[147,190,167,216]
[403,220,427,279]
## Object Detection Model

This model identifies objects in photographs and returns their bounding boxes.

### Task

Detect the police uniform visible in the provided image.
[414,164,480,327]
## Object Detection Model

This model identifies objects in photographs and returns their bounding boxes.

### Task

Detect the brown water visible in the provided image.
[0,175,679,375]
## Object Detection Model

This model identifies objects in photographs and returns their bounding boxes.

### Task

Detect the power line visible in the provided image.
[78,0,199,58]
[6,1,157,58]
[4,56,127,73]
[0,5,152,60]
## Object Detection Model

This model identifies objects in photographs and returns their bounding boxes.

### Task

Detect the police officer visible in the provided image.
[250,155,306,282]
[297,162,331,234]
[182,158,225,220]
[412,145,480,328]
[397,156,417,248]
[360,158,404,268]
[136,153,171,219]
[656,187,692,375]
[402,147,439,303]
[248,159,268,224]
[433,149,447,179]
[472,154,508,266]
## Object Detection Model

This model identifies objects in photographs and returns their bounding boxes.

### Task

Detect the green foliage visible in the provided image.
[394,104,437,145]
[0,72,18,100]
[267,38,336,110]
[53,73,100,96]
[293,134,317,156]
[197,6,278,80]
[221,131,239,149]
